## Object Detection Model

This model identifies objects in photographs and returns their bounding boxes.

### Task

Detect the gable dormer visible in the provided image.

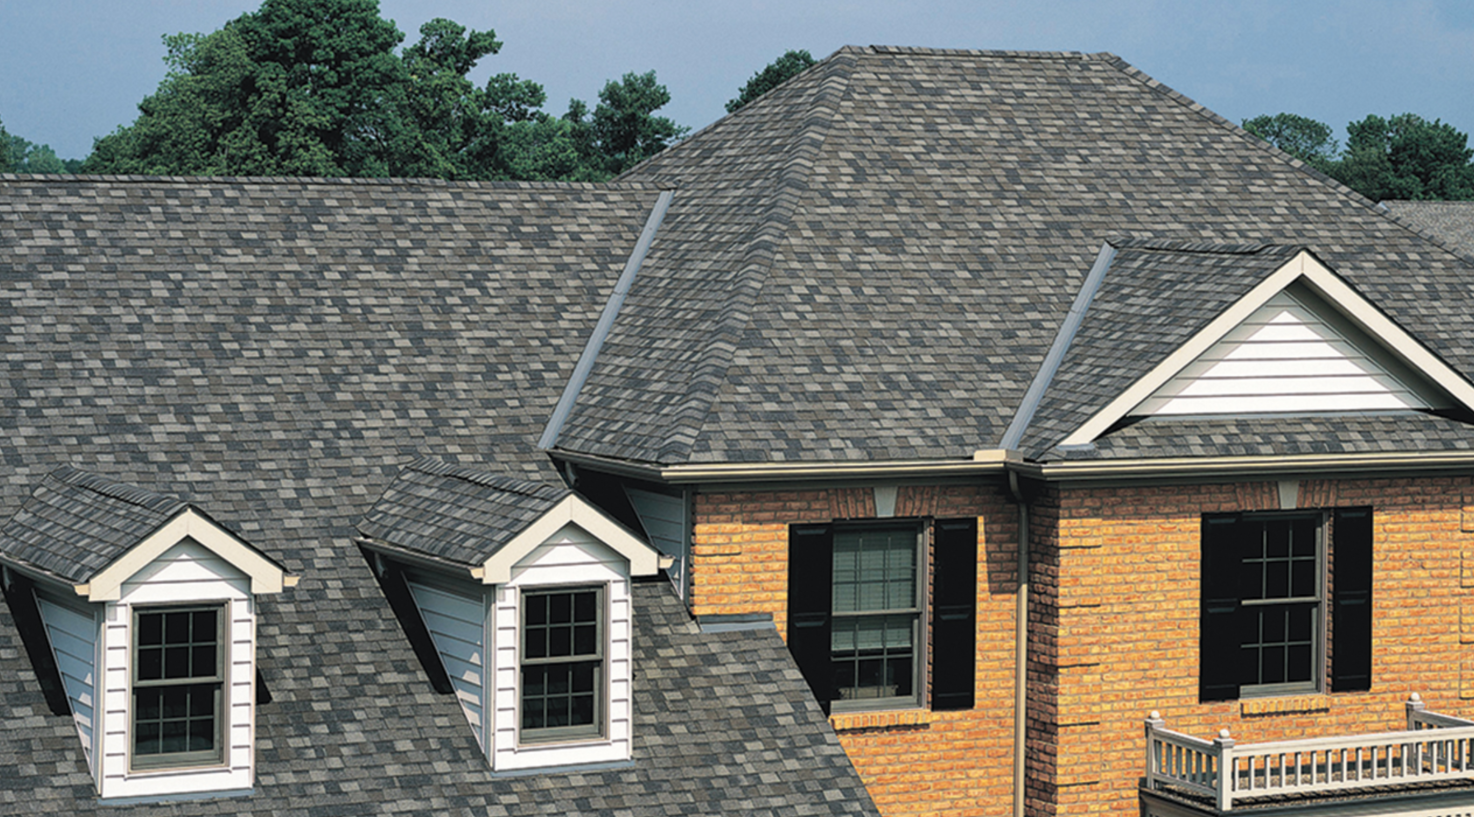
[1038,245,1474,451]
[0,467,296,801]
[355,459,663,773]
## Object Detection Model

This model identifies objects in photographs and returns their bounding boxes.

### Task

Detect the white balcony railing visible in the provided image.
[1144,694,1474,811]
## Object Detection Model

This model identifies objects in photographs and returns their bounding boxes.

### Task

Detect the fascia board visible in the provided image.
[1293,259,1474,413]
[480,496,661,585]
[83,508,292,602]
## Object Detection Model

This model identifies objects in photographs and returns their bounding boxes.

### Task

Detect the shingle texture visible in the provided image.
[0,466,189,583]
[357,458,571,565]
[555,46,1474,465]
[0,175,875,814]
[1382,200,1474,259]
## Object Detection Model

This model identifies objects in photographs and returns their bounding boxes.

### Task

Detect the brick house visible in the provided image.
[5,45,1474,817]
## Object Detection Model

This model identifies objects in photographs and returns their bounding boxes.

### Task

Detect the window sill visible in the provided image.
[1241,694,1331,717]
[829,708,933,734]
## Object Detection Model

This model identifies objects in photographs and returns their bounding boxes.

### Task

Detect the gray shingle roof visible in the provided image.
[1014,240,1303,458]
[0,466,189,583]
[1381,200,1474,259]
[554,46,1474,465]
[0,175,875,814]
[356,458,571,566]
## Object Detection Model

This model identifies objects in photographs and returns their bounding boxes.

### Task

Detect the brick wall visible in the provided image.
[690,483,1020,816]
[1049,476,1474,815]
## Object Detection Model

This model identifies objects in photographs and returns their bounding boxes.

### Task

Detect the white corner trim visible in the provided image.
[1059,251,1474,446]
[82,508,290,601]
[480,496,660,585]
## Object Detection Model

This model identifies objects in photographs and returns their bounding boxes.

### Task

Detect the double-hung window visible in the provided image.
[132,605,225,769]
[1200,508,1373,701]
[520,586,604,743]
[788,518,977,713]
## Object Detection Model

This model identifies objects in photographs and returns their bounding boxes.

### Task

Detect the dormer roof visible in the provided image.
[357,459,661,581]
[0,466,294,600]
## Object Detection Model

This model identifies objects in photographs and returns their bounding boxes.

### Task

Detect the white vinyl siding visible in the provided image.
[99,537,253,800]
[1140,286,1445,417]
[625,487,687,599]
[491,522,632,772]
[405,578,487,750]
[36,594,100,774]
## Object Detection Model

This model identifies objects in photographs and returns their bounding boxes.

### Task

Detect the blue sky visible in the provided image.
[3,0,1473,162]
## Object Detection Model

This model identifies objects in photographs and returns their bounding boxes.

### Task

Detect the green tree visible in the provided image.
[726,49,816,113]
[0,116,11,172]
[581,71,687,177]
[83,0,685,180]
[1242,113,1339,172]
[1330,113,1474,201]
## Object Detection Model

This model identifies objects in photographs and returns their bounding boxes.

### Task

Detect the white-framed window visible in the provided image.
[519,585,605,743]
[130,604,227,770]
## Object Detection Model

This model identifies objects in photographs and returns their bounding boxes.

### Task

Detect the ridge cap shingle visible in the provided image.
[401,458,569,503]
[47,466,188,518]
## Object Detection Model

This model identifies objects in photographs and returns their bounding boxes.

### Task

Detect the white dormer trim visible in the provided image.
[75,508,296,602]
[474,496,661,586]
[1059,251,1474,446]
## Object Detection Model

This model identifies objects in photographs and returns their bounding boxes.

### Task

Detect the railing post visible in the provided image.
[1144,711,1165,789]
[1214,728,1235,811]
[1408,692,1426,730]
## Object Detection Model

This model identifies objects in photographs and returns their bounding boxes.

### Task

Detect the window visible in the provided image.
[788,518,976,713]
[1200,508,1372,701]
[520,586,604,743]
[132,605,224,769]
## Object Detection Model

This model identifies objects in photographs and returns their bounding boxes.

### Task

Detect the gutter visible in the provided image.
[551,447,1018,484]
[354,535,480,580]
[1024,449,1474,483]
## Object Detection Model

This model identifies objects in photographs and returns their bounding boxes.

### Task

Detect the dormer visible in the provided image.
[0,467,296,801]
[355,459,663,773]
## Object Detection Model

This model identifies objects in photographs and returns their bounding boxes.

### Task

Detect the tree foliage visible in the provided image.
[1244,111,1474,201]
[1242,113,1338,172]
[726,49,816,113]
[1335,114,1474,201]
[0,114,79,173]
[82,0,687,181]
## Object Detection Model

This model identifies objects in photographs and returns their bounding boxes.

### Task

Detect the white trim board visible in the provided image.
[1060,251,1474,446]
[76,508,294,602]
[476,496,661,585]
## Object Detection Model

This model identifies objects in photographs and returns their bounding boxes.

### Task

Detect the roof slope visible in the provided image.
[1382,200,1474,258]
[0,466,188,583]
[556,46,1474,465]
[357,458,571,565]
[1,579,878,816]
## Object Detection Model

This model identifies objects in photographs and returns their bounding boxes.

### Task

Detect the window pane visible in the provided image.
[832,527,916,613]
[1240,604,1316,686]
[831,614,914,701]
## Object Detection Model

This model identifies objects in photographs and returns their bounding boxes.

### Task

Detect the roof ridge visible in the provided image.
[1107,237,1289,255]
[0,173,657,191]
[865,45,1099,60]
[47,466,186,516]
[403,458,568,500]
[655,46,862,463]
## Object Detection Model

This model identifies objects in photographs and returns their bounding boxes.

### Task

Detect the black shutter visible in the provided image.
[932,518,977,710]
[1331,508,1373,692]
[788,524,835,713]
[1200,515,1245,702]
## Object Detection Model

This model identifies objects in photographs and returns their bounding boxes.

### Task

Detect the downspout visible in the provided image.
[1009,469,1030,817]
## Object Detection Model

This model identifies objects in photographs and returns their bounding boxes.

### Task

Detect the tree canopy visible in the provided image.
[1,114,81,173]
[82,0,686,181]
[726,49,816,113]
[1244,111,1474,201]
